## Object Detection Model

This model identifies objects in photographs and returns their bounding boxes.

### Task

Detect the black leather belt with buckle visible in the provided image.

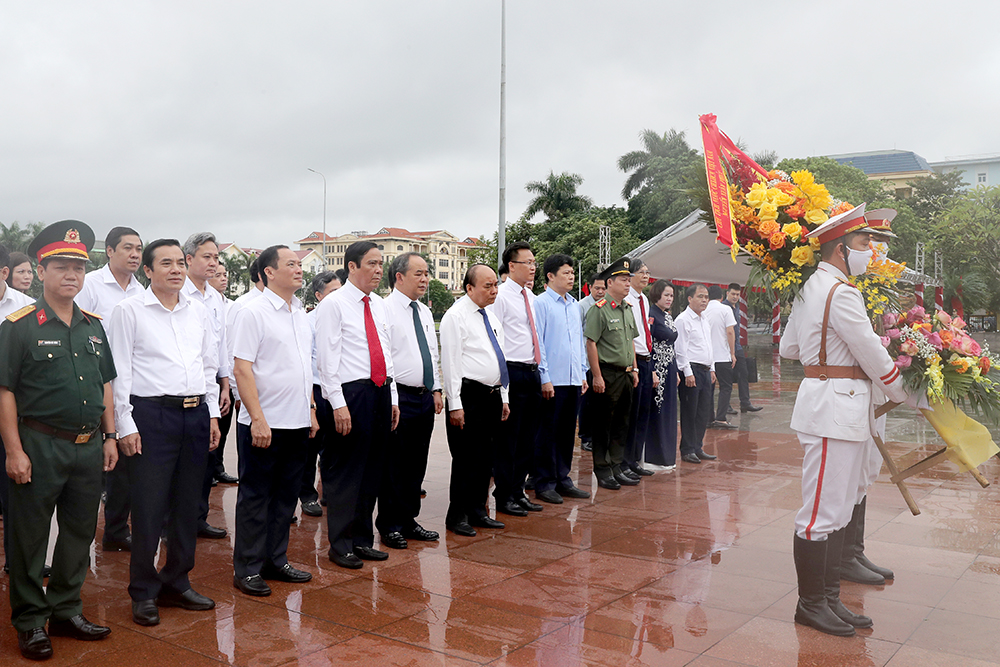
[20,417,99,444]
[138,394,206,409]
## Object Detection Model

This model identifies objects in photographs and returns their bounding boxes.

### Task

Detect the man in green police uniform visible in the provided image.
[584,257,640,490]
[0,220,119,661]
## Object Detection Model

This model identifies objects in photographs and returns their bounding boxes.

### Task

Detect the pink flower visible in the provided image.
[906,306,926,324]
[882,313,898,329]
[886,328,901,340]
[899,339,920,356]
[958,336,982,356]
[936,311,952,326]
[925,331,943,350]
[894,355,912,369]
[953,316,967,330]
[879,336,891,348]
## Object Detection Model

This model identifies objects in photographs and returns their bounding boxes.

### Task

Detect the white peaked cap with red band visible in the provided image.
[864,208,899,238]
[804,203,870,244]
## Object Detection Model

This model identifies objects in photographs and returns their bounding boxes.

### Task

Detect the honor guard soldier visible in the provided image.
[584,257,640,490]
[0,221,119,660]
[779,204,907,637]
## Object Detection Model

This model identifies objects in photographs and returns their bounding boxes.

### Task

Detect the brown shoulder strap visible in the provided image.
[819,282,846,366]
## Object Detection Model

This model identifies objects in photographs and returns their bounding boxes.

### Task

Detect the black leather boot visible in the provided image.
[826,527,873,628]
[793,533,855,636]
[854,497,894,580]
[840,501,885,585]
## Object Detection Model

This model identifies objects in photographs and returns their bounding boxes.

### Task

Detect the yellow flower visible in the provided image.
[804,209,828,225]
[791,170,815,187]
[809,237,821,250]
[790,245,817,267]
[782,222,803,241]
[745,182,769,208]
[768,188,795,207]
[758,202,779,221]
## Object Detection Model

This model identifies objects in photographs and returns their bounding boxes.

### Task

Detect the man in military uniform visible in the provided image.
[779,204,907,637]
[584,257,640,490]
[0,221,119,660]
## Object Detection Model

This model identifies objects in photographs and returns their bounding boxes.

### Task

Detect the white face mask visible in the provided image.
[845,247,874,276]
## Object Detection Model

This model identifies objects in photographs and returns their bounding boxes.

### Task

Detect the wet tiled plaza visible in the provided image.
[3,341,1000,666]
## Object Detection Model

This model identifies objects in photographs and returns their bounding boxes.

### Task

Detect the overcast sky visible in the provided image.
[3,1,999,250]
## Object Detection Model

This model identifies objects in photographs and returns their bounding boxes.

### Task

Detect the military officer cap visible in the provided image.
[864,208,899,239]
[804,203,871,245]
[27,220,94,264]
[598,256,634,283]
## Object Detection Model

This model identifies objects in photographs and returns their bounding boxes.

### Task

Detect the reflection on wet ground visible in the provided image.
[3,340,1000,665]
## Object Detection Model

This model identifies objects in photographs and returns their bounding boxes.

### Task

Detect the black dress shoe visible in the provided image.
[709,420,737,430]
[535,489,564,504]
[290,515,298,524]
[301,500,322,517]
[197,523,227,539]
[696,450,718,461]
[447,522,477,537]
[329,551,364,569]
[234,574,272,597]
[497,501,528,517]
[557,484,591,499]
[619,468,641,482]
[49,614,111,641]
[581,441,593,452]
[353,545,389,561]
[18,627,52,660]
[402,524,439,541]
[469,515,505,529]
[681,452,702,464]
[261,563,313,583]
[158,588,216,610]
[741,404,763,412]
[727,407,738,415]
[596,476,621,490]
[380,532,409,550]
[215,471,239,484]
[102,536,132,552]
[629,464,655,477]
[517,497,544,512]
[613,470,640,486]
[132,599,160,626]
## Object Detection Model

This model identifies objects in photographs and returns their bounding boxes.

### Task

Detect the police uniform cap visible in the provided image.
[28,220,94,263]
[864,208,898,239]
[598,256,634,283]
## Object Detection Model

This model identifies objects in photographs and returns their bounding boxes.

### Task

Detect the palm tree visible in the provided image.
[0,221,44,253]
[617,129,699,200]
[523,171,593,222]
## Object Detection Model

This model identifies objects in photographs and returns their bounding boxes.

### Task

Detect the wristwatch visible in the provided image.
[103,431,119,441]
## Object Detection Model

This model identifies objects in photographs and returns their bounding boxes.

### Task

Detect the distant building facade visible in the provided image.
[929,154,1000,189]
[828,150,933,199]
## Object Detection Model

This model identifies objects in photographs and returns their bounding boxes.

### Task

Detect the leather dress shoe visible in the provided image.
[131,599,160,626]
[49,614,111,641]
[158,588,215,610]
[619,468,641,482]
[301,501,323,517]
[536,489,564,504]
[197,522,227,539]
[329,551,364,569]
[696,450,718,460]
[727,407,738,415]
[261,563,312,583]
[629,464,655,477]
[215,471,239,484]
[290,515,298,524]
[557,484,590,499]
[381,531,409,549]
[469,515,505,529]
[709,420,737,430]
[353,545,389,561]
[447,522,477,537]
[234,574,272,597]
[497,500,528,517]
[596,476,621,490]
[402,524,439,541]
[613,470,640,486]
[681,452,702,464]
[102,535,132,552]
[517,497,543,512]
[18,627,52,660]
[741,404,763,412]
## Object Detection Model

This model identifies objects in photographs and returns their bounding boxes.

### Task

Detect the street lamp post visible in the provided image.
[307,168,328,267]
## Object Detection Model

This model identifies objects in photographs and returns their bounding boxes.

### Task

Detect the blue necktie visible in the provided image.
[478,308,509,388]
[410,301,435,390]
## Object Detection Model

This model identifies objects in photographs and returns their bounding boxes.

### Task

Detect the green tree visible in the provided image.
[222,253,253,298]
[426,279,454,319]
[523,171,593,222]
[930,185,1000,311]
[0,221,44,253]
[775,156,886,206]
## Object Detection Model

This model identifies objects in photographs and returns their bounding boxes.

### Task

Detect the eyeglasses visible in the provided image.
[509,260,537,268]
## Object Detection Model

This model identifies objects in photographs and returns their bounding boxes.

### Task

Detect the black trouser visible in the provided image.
[590,365,633,479]
[211,385,235,477]
[103,439,132,543]
[624,356,653,468]
[734,348,752,408]
[493,362,541,504]
[577,370,594,442]
[376,387,435,536]
[714,360,735,422]
[0,435,8,565]
[128,397,209,601]
[446,380,502,526]
[679,365,713,455]
[534,385,581,493]
[234,424,308,578]
[299,385,329,504]
[319,380,391,557]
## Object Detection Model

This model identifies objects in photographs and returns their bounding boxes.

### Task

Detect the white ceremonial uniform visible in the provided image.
[625,287,651,357]
[440,295,510,408]
[385,289,441,391]
[0,284,33,320]
[779,262,906,541]
[76,264,144,317]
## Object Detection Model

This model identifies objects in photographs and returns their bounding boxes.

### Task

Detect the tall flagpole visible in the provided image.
[498,0,506,267]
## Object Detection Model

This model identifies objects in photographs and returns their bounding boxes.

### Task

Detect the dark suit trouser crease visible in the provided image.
[735,348,752,407]
[577,370,594,441]
[300,385,329,503]
[234,425,308,578]
[494,364,541,504]
[534,386,581,492]
[376,390,435,535]
[589,368,633,478]
[625,357,653,467]
[679,366,713,455]
[714,360,735,422]
[0,437,8,565]
[128,398,209,602]
[446,381,502,526]
[319,381,391,557]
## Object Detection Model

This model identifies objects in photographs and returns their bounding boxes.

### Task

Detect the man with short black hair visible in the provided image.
[675,284,718,463]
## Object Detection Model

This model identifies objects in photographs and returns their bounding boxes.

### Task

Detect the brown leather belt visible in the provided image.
[20,417,99,444]
[803,366,869,381]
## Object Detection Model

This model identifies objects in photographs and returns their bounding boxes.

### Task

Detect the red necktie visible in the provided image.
[362,295,387,387]
[639,296,652,351]
[522,287,541,364]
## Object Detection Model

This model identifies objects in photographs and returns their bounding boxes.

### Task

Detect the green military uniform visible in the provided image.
[0,223,116,634]
[584,257,639,483]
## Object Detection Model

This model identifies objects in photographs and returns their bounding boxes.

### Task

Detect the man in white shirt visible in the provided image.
[705,285,738,430]
[231,246,317,597]
[440,265,510,537]
[207,264,239,486]
[315,241,400,569]
[181,232,232,540]
[107,239,221,627]
[490,242,545,517]
[77,226,145,553]
[623,258,657,479]
[674,284,719,464]
[376,253,443,549]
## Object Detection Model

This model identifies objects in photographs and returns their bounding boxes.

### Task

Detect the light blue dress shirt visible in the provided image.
[535,287,588,387]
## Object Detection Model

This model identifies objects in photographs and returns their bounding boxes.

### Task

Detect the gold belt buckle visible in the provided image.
[75,432,91,444]
[183,396,199,409]
[818,373,828,381]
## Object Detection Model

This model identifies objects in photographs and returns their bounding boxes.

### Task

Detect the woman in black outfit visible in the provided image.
[645,279,679,469]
